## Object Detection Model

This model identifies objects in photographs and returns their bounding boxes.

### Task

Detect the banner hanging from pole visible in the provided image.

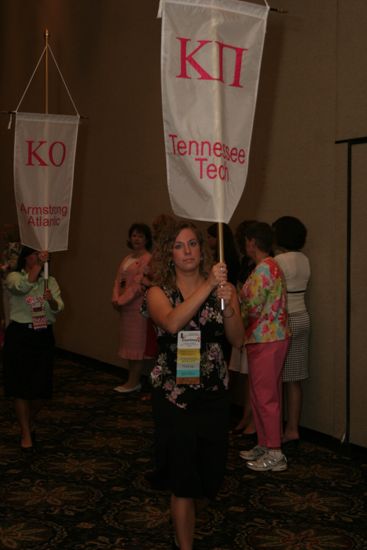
[160,0,269,223]
[14,112,79,252]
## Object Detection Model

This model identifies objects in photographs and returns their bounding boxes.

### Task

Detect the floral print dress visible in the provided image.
[240,257,290,344]
[150,287,229,409]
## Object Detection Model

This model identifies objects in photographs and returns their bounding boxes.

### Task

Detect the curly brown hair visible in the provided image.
[151,220,213,289]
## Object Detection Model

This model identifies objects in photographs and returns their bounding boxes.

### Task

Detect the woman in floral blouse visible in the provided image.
[147,220,243,550]
[239,222,290,472]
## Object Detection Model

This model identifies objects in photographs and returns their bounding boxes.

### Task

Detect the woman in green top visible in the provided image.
[3,246,64,452]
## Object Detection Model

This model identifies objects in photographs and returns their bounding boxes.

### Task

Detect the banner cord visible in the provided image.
[9,44,80,130]
[48,45,80,116]
[14,46,47,113]
[8,46,47,128]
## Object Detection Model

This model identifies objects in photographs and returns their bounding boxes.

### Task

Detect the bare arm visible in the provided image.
[112,259,125,305]
[147,279,215,334]
[147,263,230,334]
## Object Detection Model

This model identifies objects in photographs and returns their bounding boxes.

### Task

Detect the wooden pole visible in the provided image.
[217,222,224,263]
[44,29,49,287]
[44,29,49,114]
[217,222,225,310]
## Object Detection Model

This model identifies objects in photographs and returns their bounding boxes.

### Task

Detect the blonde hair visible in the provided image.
[151,220,212,288]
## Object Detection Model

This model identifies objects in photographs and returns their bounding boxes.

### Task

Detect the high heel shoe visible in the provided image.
[114,383,142,393]
[20,431,35,453]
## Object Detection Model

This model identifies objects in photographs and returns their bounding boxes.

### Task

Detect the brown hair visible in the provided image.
[151,220,212,289]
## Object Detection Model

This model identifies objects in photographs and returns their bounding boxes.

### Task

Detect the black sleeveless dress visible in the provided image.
[151,287,230,499]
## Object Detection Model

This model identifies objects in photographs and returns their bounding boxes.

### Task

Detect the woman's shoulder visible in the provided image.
[5,271,17,286]
[131,251,152,267]
[257,257,277,272]
[275,250,308,260]
[275,251,310,271]
[259,257,286,280]
[118,253,133,267]
[5,269,24,283]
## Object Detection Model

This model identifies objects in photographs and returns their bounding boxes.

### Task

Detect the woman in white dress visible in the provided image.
[273,216,311,445]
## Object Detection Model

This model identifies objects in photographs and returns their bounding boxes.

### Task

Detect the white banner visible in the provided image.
[161,0,269,223]
[14,112,79,252]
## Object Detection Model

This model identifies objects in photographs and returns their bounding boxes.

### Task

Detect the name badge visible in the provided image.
[176,330,201,385]
[26,296,48,331]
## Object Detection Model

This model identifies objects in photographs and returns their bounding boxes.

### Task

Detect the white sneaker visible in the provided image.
[113,383,142,393]
[246,451,288,472]
[239,445,266,461]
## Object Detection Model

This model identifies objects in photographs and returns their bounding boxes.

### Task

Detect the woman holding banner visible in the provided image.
[2,247,64,452]
[147,220,243,550]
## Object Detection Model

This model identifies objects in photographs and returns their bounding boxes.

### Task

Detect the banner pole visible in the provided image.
[217,222,224,263]
[217,222,225,310]
[44,29,49,114]
[44,28,49,287]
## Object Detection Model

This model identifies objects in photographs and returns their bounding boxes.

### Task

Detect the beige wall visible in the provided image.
[0,0,366,445]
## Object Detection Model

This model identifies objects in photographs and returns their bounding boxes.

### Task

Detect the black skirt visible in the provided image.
[152,389,230,500]
[3,321,55,400]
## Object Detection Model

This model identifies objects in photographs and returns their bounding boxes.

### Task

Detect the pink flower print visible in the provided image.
[151,366,161,377]
[260,273,271,287]
[208,344,221,362]
[279,310,287,324]
[171,386,181,399]
[166,385,187,408]
[272,296,282,309]
[163,380,174,391]
[150,365,163,386]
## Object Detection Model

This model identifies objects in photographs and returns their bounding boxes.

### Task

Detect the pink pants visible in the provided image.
[247,339,289,449]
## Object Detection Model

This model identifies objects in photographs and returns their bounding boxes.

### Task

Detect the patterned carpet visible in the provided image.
[0,353,366,549]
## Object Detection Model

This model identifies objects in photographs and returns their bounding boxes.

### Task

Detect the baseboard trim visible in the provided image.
[57,349,366,455]
[230,403,366,456]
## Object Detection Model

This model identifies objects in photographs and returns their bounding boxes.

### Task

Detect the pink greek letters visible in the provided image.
[26,140,66,167]
[176,37,248,88]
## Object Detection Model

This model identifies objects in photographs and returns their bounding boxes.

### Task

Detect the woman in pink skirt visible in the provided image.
[112,223,153,393]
